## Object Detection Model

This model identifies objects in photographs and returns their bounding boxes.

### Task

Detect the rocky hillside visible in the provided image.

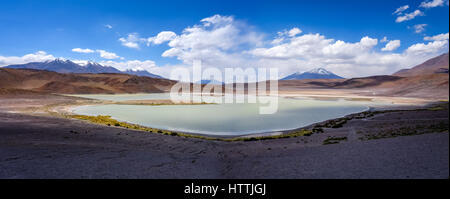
[393,53,449,77]
[0,68,176,94]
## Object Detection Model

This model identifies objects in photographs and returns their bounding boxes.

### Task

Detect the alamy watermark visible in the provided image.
[170,60,279,114]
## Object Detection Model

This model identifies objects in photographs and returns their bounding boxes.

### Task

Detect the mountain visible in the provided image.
[123,69,163,79]
[281,68,344,80]
[82,61,123,74]
[196,79,224,85]
[393,52,449,77]
[5,59,90,73]
[0,68,176,94]
[3,59,163,78]
[278,54,449,99]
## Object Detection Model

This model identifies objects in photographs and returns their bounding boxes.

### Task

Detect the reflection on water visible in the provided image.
[72,93,372,136]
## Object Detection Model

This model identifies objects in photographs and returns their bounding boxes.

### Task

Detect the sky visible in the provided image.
[0,0,449,79]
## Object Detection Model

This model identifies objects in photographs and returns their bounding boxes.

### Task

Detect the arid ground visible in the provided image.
[0,93,448,179]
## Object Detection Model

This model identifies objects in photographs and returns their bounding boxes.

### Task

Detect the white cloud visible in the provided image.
[99,60,157,72]
[72,48,123,60]
[393,5,409,15]
[147,31,177,45]
[200,14,234,27]
[420,0,445,8]
[136,15,448,78]
[413,24,427,33]
[248,29,447,77]
[72,48,95,53]
[287,28,302,37]
[251,35,378,60]
[406,40,449,55]
[273,27,303,43]
[96,50,121,59]
[382,40,401,51]
[160,14,263,67]
[105,24,113,29]
[424,32,449,41]
[119,33,142,49]
[0,51,55,67]
[11,15,440,80]
[396,10,424,23]
[380,36,388,43]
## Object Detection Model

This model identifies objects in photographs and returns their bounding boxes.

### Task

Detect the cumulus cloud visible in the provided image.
[96,50,121,59]
[251,35,378,60]
[396,10,424,23]
[63,15,450,79]
[248,29,448,77]
[159,15,264,67]
[147,31,177,45]
[0,51,55,67]
[382,40,401,51]
[393,5,410,15]
[119,33,142,49]
[271,27,303,44]
[413,24,428,33]
[287,28,302,37]
[420,0,445,8]
[100,60,157,71]
[105,24,113,29]
[72,48,95,53]
[424,32,449,41]
[406,40,449,55]
[72,48,122,60]
[125,15,446,78]
[200,15,234,27]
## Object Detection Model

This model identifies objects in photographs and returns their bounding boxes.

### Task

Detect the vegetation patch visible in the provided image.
[67,114,314,142]
[313,102,449,130]
[314,118,349,129]
[359,121,449,140]
[323,136,348,145]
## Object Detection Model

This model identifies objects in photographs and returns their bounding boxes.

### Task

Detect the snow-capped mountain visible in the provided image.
[281,68,344,80]
[4,59,163,79]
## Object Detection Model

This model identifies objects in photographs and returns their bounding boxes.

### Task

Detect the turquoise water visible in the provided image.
[71,94,371,136]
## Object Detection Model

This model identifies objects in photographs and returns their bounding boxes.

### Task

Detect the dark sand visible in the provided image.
[0,95,448,179]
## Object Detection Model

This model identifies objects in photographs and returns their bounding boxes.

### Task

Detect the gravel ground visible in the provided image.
[0,109,448,179]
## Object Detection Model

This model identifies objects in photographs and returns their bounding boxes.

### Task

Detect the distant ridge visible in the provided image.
[0,68,176,94]
[3,59,164,79]
[393,52,449,77]
[281,68,344,80]
[196,79,224,85]
[123,69,163,79]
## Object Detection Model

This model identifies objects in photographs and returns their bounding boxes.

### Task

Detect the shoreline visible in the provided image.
[30,92,443,140]
[0,92,447,178]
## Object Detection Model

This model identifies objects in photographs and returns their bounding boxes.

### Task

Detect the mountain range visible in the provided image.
[4,59,163,79]
[278,52,448,99]
[0,68,176,94]
[0,52,448,99]
[281,68,344,80]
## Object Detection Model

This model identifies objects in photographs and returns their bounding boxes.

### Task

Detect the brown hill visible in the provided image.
[393,52,449,76]
[376,74,448,98]
[0,68,176,94]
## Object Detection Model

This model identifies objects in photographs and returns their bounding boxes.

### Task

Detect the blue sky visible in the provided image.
[0,0,448,78]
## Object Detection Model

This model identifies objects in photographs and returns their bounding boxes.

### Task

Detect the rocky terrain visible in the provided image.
[0,68,176,94]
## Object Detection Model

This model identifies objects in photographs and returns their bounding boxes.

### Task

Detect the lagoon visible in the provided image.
[71,94,373,136]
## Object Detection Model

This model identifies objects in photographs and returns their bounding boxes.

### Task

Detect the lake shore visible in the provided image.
[0,92,448,178]
[0,91,442,139]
